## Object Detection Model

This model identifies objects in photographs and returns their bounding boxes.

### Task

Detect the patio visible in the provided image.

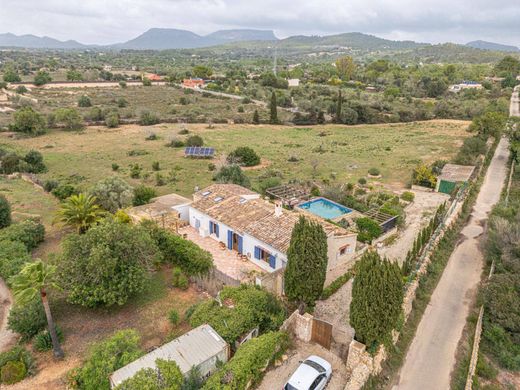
[179,226,265,282]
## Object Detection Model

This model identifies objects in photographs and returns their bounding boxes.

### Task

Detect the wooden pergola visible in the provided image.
[365,209,398,232]
[265,184,310,207]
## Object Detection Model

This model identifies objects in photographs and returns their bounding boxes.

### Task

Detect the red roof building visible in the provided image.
[182,78,205,88]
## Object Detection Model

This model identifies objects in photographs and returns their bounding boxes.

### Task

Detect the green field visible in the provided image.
[1,119,470,199]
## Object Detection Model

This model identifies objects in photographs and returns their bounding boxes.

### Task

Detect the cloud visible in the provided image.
[1,0,519,46]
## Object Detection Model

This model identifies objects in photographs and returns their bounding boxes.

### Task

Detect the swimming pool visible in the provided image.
[297,198,352,220]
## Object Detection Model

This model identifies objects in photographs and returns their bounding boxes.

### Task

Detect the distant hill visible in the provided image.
[466,40,519,53]
[0,32,87,49]
[113,28,277,50]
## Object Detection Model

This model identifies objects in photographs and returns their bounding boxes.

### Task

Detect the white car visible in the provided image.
[283,355,332,390]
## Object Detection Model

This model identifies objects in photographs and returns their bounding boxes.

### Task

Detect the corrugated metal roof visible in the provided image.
[110,324,227,388]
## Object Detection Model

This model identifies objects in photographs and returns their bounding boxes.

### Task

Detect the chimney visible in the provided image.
[274,201,283,217]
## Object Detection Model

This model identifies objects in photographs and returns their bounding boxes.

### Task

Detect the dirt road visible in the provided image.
[395,136,510,390]
[511,86,519,117]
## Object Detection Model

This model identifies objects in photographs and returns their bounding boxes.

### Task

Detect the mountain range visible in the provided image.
[0,29,518,54]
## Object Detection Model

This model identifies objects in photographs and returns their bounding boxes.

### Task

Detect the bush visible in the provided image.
[55,108,84,131]
[0,240,31,284]
[23,150,46,173]
[90,176,133,213]
[34,326,64,352]
[77,95,92,108]
[152,161,160,171]
[213,165,250,188]
[0,360,27,385]
[69,330,143,390]
[144,223,212,276]
[118,81,127,89]
[111,163,119,171]
[227,147,261,167]
[145,133,157,141]
[165,139,185,148]
[358,177,367,185]
[368,167,380,176]
[208,163,216,171]
[51,184,78,200]
[132,185,157,206]
[0,219,45,251]
[9,107,46,135]
[321,272,352,300]
[172,267,189,290]
[139,110,160,126]
[142,77,152,87]
[59,221,161,307]
[0,195,11,229]
[129,164,142,179]
[401,191,415,202]
[43,180,58,193]
[0,347,32,384]
[105,112,119,128]
[155,173,165,186]
[186,135,204,147]
[168,309,180,326]
[7,298,47,339]
[33,70,52,86]
[15,86,27,94]
[86,106,104,121]
[202,331,289,389]
[355,217,383,243]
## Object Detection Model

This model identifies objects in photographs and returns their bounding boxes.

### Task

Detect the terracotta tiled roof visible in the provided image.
[191,184,354,254]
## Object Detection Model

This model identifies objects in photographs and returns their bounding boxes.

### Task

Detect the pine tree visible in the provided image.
[269,91,278,124]
[252,109,260,124]
[317,110,325,124]
[335,90,343,123]
[284,216,328,309]
[350,251,404,351]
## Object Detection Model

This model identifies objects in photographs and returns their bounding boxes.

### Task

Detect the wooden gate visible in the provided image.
[311,318,333,350]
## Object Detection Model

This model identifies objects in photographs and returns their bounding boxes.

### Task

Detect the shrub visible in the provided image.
[358,177,367,185]
[145,133,157,141]
[118,81,127,89]
[401,191,415,202]
[59,221,160,307]
[321,272,352,300]
[213,165,250,188]
[129,164,142,179]
[113,359,182,390]
[144,223,213,276]
[227,147,261,167]
[90,176,133,213]
[142,77,152,87]
[152,161,160,171]
[111,163,119,171]
[0,219,45,251]
[105,112,119,128]
[186,135,204,147]
[51,184,77,200]
[86,106,104,121]
[23,150,46,173]
[0,360,27,385]
[0,195,11,229]
[165,139,185,148]
[355,217,383,243]
[178,128,189,135]
[368,167,380,176]
[172,267,189,290]
[9,107,46,135]
[139,110,160,126]
[69,330,143,390]
[189,285,285,344]
[15,86,27,94]
[77,95,92,108]
[55,108,84,131]
[7,298,47,339]
[202,331,289,389]
[0,347,32,384]
[132,185,157,206]
[33,70,52,86]
[155,173,165,186]
[0,240,31,284]
[34,326,64,352]
[208,163,216,171]
[168,309,180,326]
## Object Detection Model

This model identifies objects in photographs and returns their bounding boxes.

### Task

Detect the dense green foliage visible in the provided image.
[0,148,46,174]
[0,346,33,385]
[0,219,45,251]
[284,216,328,308]
[189,285,286,344]
[0,240,31,284]
[69,329,143,390]
[132,185,157,206]
[0,195,11,228]
[355,217,383,243]
[213,164,251,187]
[33,70,52,86]
[7,297,47,339]
[90,176,133,213]
[321,271,353,300]
[34,326,64,352]
[144,222,213,276]
[186,134,204,147]
[114,359,183,390]
[54,107,84,130]
[0,360,27,385]
[350,251,404,351]
[59,220,160,307]
[202,331,289,389]
[56,193,105,233]
[9,107,47,135]
[227,146,261,167]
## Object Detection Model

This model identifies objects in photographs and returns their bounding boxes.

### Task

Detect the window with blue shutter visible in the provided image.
[227,230,233,250]
[269,254,276,269]
[254,246,261,260]
[237,235,243,254]
[215,223,219,238]
[209,221,213,234]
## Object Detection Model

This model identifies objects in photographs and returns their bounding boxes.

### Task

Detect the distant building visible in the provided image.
[182,78,205,88]
[146,73,162,81]
[103,65,112,72]
[288,78,300,87]
[436,164,476,194]
[449,81,483,93]
[110,325,229,388]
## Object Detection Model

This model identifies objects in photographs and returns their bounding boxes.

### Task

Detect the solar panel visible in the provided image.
[185,146,215,158]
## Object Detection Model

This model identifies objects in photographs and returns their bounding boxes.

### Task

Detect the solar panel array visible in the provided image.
[185,147,215,158]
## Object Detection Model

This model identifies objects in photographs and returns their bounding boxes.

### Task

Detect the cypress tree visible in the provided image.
[350,251,404,351]
[335,90,343,123]
[269,91,278,124]
[252,109,260,124]
[0,194,11,229]
[284,216,328,309]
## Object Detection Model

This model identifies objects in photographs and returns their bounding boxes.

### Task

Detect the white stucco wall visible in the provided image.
[326,234,357,271]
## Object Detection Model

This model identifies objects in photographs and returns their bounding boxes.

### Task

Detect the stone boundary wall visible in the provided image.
[281,310,314,343]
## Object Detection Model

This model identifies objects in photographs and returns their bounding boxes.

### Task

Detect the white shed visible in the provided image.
[109,324,229,388]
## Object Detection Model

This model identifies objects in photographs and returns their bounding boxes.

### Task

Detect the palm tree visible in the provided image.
[55,193,105,234]
[10,260,64,359]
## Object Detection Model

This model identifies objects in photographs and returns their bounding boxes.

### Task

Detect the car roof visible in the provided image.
[306,355,332,371]
[287,363,320,389]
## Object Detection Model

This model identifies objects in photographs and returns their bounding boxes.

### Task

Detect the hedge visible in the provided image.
[321,271,353,300]
[0,219,45,251]
[7,298,47,339]
[0,346,33,385]
[202,331,289,389]
[0,240,31,284]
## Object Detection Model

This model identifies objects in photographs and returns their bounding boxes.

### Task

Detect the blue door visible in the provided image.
[227,230,233,250]
[237,236,243,254]
[269,254,276,269]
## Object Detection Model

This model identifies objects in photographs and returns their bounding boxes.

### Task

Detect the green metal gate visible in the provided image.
[438,179,456,194]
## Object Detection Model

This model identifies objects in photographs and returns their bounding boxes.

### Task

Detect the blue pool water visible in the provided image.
[298,198,352,219]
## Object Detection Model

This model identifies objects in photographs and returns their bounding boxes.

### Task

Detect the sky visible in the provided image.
[1,0,519,46]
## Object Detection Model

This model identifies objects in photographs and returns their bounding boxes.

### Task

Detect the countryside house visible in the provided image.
[188,184,358,275]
